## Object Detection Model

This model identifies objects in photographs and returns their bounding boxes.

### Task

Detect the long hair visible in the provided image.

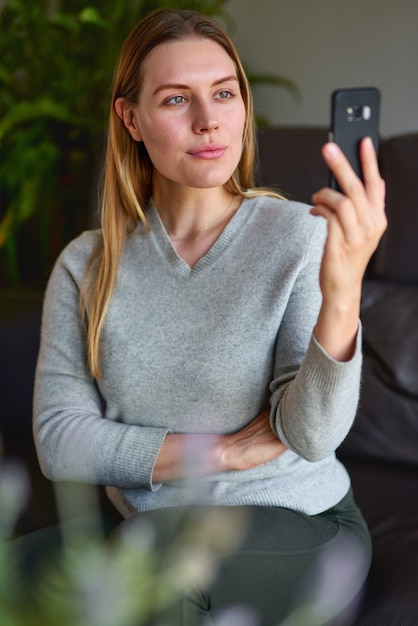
[83,8,281,378]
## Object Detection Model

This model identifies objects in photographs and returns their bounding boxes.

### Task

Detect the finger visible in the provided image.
[359,137,386,209]
[322,142,365,203]
[312,186,360,235]
[359,137,380,183]
[356,138,387,242]
[311,198,359,250]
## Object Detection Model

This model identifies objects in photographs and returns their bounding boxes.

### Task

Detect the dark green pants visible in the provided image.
[124,489,372,626]
[9,489,371,626]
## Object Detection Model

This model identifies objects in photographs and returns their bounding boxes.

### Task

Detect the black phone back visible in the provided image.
[330,87,380,189]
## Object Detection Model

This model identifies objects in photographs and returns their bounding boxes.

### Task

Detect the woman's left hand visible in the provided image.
[310,137,387,361]
[311,137,387,303]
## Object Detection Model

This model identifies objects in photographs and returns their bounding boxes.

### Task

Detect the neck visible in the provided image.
[152,188,237,242]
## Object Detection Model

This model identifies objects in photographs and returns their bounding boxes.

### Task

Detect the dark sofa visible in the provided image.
[257,127,418,625]
[1,127,418,624]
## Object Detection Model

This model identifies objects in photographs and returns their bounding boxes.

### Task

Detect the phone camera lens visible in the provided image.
[354,105,363,120]
[346,105,366,122]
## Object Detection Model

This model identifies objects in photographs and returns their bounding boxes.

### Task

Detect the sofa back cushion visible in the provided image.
[371,133,418,284]
[256,126,329,204]
[338,280,418,465]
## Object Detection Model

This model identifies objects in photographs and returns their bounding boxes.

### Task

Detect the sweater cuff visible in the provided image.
[305,321,363,392]
[112,426,171,491]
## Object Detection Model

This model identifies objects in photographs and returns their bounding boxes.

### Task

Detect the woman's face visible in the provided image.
[117,37,246,195]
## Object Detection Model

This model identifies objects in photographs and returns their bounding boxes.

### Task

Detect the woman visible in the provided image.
[33,8,386,625]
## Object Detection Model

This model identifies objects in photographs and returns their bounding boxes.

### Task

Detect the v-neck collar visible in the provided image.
[145,198,254,279]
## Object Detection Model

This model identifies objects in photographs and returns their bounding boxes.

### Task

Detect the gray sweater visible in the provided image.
[34,196,362,516]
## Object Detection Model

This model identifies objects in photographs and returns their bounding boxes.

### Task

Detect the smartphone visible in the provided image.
[329,87,380,191]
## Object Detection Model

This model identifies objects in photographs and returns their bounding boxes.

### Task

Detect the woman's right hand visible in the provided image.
[152,411,287,483]
[218,410,287,472]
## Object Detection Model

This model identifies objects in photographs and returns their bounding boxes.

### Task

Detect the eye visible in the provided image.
[166,95,187,105]
[216,90,233,100]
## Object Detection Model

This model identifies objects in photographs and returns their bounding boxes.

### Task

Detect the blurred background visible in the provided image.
[1,0,417,290]
[229,0,418,137]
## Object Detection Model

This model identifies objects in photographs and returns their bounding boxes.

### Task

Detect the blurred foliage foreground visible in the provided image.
[0,457,250,626]
[0,0,296,289]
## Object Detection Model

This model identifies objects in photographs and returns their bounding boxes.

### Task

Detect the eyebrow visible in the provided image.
[152,75,239,96]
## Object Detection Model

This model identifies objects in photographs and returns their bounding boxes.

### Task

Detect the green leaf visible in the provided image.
[0,98,86,140]
[79,7,108,27]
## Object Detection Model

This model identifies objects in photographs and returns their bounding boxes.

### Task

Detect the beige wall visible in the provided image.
[227,0,418,137]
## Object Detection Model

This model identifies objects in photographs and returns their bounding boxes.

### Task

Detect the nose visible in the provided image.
[192,100,219,134]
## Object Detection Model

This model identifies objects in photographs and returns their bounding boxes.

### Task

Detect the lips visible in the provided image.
[188,144,227,159]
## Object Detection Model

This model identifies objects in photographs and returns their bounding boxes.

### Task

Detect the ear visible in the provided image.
[114,97,142,142]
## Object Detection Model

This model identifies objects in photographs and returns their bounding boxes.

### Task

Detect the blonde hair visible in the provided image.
[83,8,283,378]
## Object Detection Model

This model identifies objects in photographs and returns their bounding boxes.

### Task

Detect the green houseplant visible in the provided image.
[0,458,251,626]
[0,0,296,289]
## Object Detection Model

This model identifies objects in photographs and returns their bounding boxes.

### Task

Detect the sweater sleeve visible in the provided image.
[33,241,170,490]
[269,220,363,462]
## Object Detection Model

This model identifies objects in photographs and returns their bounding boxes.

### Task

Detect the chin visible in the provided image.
[187,168,236,189]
